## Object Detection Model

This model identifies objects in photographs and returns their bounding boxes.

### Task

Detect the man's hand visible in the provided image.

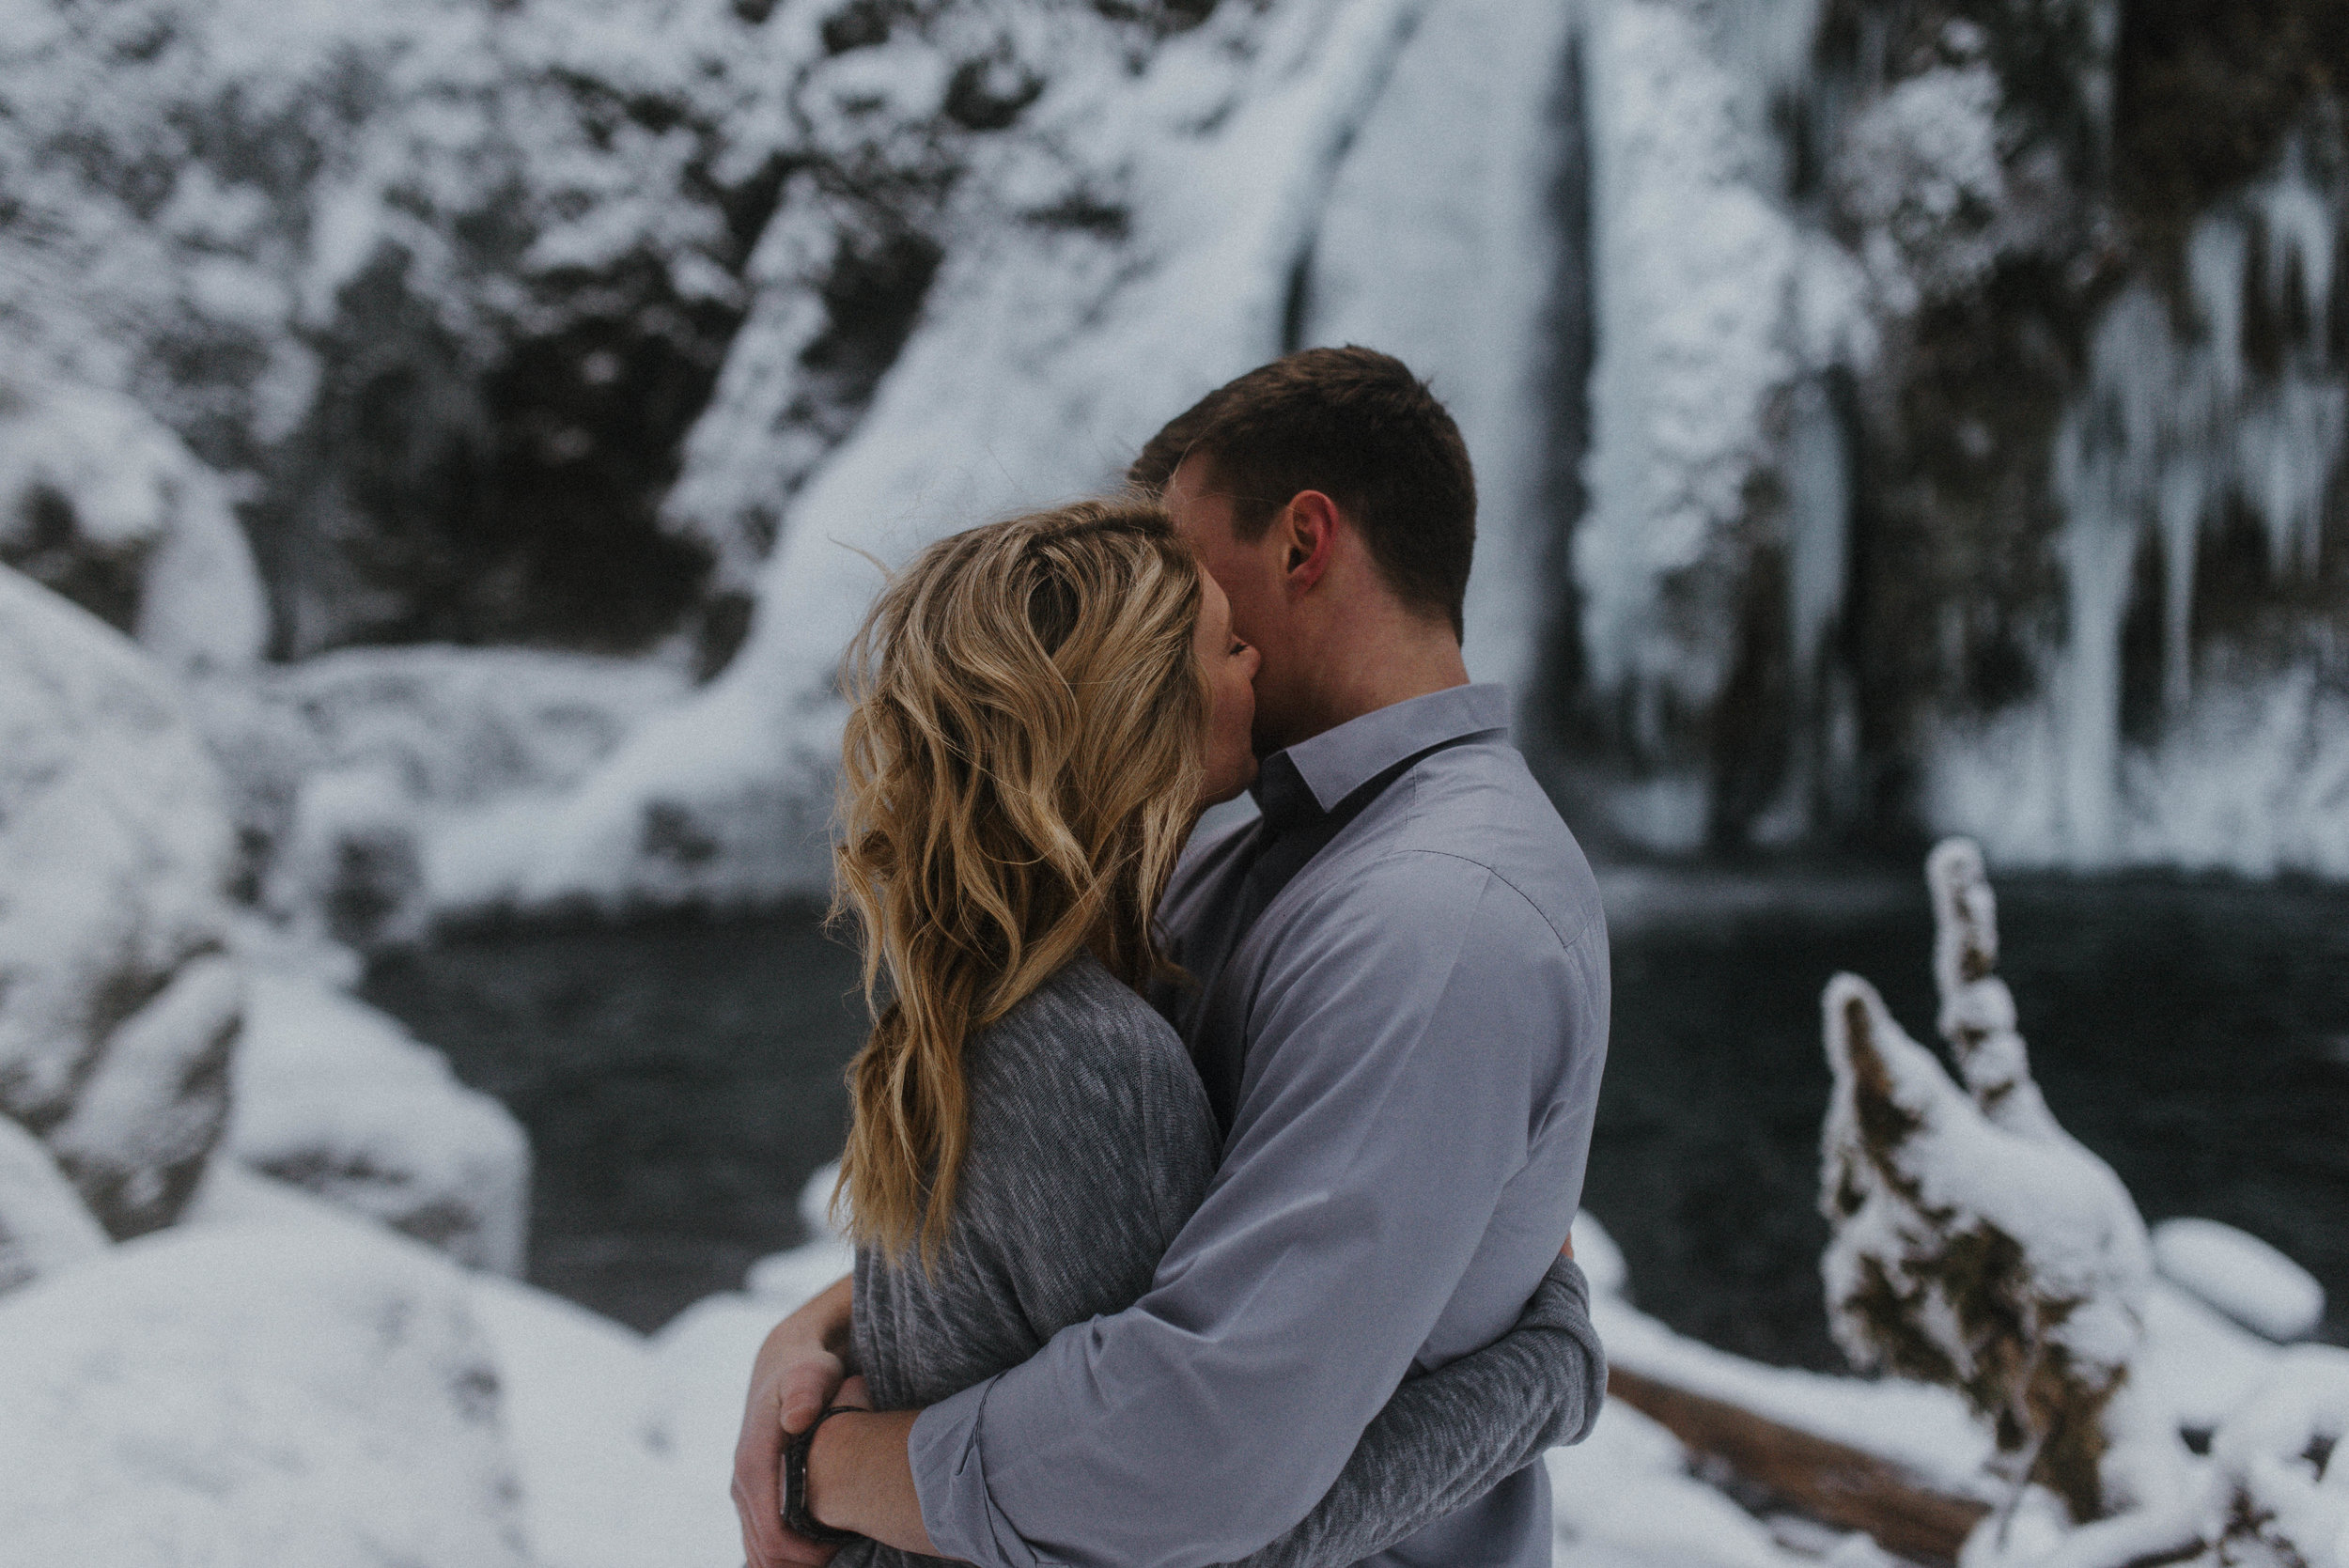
[734,1276,854,1568]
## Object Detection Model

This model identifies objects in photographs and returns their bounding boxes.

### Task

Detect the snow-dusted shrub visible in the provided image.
[1820,838,2152,1521]
[0,1221,531,1568]
[0,567,243,1237]
[227,970,529,1276]
[0,1113,107,1296]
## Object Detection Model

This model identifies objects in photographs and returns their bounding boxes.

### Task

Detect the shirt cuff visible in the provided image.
[911,1375,1048,1568]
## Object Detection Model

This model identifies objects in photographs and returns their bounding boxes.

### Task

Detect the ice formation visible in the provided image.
[1925,144,2349,874]
[0,567,242,1235]
[1299,0,1580,696]
[1570,0,1866,850]
[1821,839,2153,1521]
[444,0,1437,912]
[185,643,686,939]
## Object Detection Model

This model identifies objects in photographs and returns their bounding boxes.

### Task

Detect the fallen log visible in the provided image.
[1607,1365,1993,1567]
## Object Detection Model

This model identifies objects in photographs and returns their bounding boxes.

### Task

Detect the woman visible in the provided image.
[782,498,1595,1566]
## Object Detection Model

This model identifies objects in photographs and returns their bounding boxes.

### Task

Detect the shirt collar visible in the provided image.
[1267,683,1511,815]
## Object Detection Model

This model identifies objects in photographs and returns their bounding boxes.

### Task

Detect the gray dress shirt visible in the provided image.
[910,683,1611,1568]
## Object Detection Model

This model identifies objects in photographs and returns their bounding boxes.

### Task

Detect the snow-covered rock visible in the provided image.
[184,643,689,935]
[0,376,267,673]
[0,1113,108,1296]
[2149,1218,2326,1344]
[1820,840,2154,1522]
[470,1272,669,1568]
[226,968,529,1274]
[0,566,243,1236]
[0,1221,531,1568]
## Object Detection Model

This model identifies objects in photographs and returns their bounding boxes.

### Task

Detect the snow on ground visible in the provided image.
[432,0,1435,915]
[2150,1218,2326,1344]
[0,1113,108,1296]
[227,966,531,1275]
[0,1216,531,1568]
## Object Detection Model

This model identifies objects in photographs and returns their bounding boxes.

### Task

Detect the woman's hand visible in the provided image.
[734,1277,855,1568]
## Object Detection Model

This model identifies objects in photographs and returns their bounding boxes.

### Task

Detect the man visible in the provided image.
[735,347,1610,1568]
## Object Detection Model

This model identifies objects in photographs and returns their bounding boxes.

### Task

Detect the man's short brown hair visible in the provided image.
[1128,346,1476,639]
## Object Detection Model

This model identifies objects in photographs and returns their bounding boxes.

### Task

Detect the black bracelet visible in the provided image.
[783,1405,866,1546]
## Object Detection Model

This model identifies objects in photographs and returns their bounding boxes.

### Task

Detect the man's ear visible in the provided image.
[1280,490,1341,593]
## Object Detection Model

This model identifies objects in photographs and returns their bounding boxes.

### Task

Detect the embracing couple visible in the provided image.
[734,347,1611,1568]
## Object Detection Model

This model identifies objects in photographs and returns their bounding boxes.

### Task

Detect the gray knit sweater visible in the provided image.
[845,953,1604,1568]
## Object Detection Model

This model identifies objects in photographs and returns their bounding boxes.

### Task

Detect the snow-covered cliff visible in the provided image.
[8,0,2348,908]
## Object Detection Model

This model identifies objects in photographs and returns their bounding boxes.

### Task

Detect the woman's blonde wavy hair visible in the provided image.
[831,497,1210,1264]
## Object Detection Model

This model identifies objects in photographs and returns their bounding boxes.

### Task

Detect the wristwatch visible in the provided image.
[783,1405,865,1546]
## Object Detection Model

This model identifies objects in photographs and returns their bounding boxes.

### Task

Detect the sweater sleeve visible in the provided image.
[1213,1252,1607,1568]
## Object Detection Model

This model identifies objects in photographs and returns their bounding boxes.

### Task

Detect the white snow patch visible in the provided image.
[0,1221,531,1568]
[226,967,530,1274]
[0,375,265,674]
[2150,1218,2326,1344]
[0,1113,108,1296]
[470,1273,671,1568]
[1595,1292,1997,1492]
[1548,1399,1811,1567]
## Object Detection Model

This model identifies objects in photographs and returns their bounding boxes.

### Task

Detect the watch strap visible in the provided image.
[783,1404,865,1545]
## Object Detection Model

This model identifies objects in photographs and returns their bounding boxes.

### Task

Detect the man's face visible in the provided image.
[1163,453,1295,753]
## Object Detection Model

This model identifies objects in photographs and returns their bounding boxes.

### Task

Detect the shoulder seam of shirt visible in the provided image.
[1371,845,1601,960]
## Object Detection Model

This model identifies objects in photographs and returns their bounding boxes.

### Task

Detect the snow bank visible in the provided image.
[470,1273,671,1568]
[1300,0,1579,695]
[0,566,242,1236]
[1548,1401,1815,1568]
[2149,1218,2325,1344]
[0,1113,108,1296]
[0,1222,531,1568]
[0,375,266,673]
[226,968,530,1274]
[442,0,1433,913]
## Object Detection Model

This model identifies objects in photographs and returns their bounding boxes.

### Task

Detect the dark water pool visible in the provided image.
[364,874,2349,1355]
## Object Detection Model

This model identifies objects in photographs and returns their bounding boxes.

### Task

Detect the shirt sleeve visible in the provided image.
[1216,1251,1608,1568]
[910,857,1596,1568]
